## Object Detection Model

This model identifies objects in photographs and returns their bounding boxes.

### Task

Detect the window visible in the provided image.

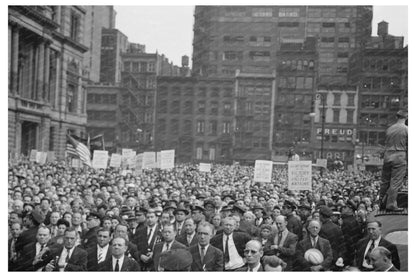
[252,7,273,17]
[338,37,350,43]
[159,100,167,113]
[183,120,192,134]
[278,22,300,27]
[209,148,215,161]
[184,101,193,114]
[249,51,270,62]
[70,11,80,41]
[279,8,299,17]
[210,101,219,115]
[170,119,179,135]
[322,22,336,28]
[333,94,341,106]
[224,102,232,114]
[346,109,354,123]
[208,121,217,135]
[222,122,231,134]
[197,101,205,113]
[196,146,203,159]
[305,77,313,89]
[333,109,340,123]
[197,121,205,134]
[67,84,76,112]
[347,94,355,106]
[321,37,335,42]
[147,63,155,72]
[223,51,243,61]
[171,100,180,114]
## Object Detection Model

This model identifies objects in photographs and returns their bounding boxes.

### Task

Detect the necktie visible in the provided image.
[40,244,45,253]
[164,243,170,252]
[115,259,120,271]
[65,249,70,262]
[312,238,316,248]
[248,267,253,272]
[98,248,103,263]
[277,232,283,246]
[187,235,192,246]
[147,228,152,243]
[200,245,205,263]
[224,235,230,263]
[365,240,375,265]
[11,238,17,261]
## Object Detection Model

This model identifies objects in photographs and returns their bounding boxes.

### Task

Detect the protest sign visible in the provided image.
[47,151,55,162]
[288,161,312,191]
[92,150,109,169]
[109,154,122,168]
[143,152,156,169]
[253,160,273,183]
[29,149,37,162]
[199,163,212,172]
[316,158,327,168]
[161,149,175,169]
[156,152,161,169]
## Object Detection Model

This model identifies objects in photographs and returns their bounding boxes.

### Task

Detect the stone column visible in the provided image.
[11,26,19,94]
[37,40,45,101]
[44,42,51,102]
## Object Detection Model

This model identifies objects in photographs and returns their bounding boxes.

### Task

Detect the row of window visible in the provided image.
[158,87,234,98]
[157,119,232,136]
[360,113,398,127]
[362,58,403,72]
[87,94,117,104]
[87,111,117,121]
[278,76,314,89]
[123,61,156,73]
[158,100,232,115]
[362,77,401,90]
[279,59,315,71]
[361,95,401,110]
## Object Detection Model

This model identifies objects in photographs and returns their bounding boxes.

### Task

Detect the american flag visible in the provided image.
[66,134,92,167]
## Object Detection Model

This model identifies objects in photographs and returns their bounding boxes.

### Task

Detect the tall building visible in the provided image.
[155,76,235,163]
[349,21,407,169]
[192,6,372,85]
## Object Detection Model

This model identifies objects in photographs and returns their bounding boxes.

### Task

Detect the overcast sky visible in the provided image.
[114,5,408,66]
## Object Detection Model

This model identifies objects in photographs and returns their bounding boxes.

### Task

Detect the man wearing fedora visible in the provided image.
[282,200,303,241]
[15,210,45,256]
[81,212,101,250]
[340,200,363,266]
[173,205,188,238]
[177,217,199,247]
[380,109,408,212]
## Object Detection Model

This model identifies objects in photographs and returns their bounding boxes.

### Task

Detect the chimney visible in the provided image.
[377,21,389,37]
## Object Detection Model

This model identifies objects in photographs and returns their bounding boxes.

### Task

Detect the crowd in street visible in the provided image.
[8,159,403,271]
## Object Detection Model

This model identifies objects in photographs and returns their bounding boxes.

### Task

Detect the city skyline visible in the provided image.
[115,5,408,67]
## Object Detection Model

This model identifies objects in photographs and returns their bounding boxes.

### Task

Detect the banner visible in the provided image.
[161,149,175,170]
[143,152,156,169]
[316,158,327,168]
[122,148,134,168]
[38,152,47,165]
[47,151,56,163]
[29,149,37,162]
[199,163,212,172]
[288,161,312,191]
[92,150,109,169]
[127,151,137,168]
[135,153,143,172]
[109,154,122,168]
[253,160,273,183]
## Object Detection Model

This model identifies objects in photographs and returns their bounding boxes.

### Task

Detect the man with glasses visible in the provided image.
[190,221,223,271]
[236,240,264,271]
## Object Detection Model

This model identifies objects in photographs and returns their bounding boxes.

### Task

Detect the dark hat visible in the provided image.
[319,206,333,217]
[203,199,215,208]
[342,200,357,211]
[191,205,205,212]
[135,207,148,215]
[283,200,296,210]
[197,192,207,199]
[173,204,190,215]
[159,248,193,271]
[163,204,177,212]
[299,203,312,210]
[232,204,246,214]
[220,205,233,212]
[252,203,265,212]
[222,194,234,201]
[56,218,70,227]
[125,213,138,221]
[97,203,108,210]
[87,212,101,221]
[23,203,35,210]
[396,109,408,119]
[30,210,45,224]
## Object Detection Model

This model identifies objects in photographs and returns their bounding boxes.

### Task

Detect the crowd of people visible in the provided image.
[8,158,404,271]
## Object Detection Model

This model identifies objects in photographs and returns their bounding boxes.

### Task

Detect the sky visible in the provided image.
[114,5,408,67]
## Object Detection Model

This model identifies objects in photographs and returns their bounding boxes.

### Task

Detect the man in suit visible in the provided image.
[81,212,101,250]
[318,206,346,269]
[135,209,161,270]
[86,227,112,271]
[281,200,303,241]
[45,227,88,271]
[236,240,264,271]
[211,216,251,271]
[15,225,52,271]
[98,237,141,271]
[271,215,298,271]
[8,222,23,270]
[294,220,333,271]
[113,223,140,262]
[173,206,188,238]
[152,223,187,271]
[355,220,400,271]
[177,217,198,247]
[15,210,44,256]
[340,200,363,266]
[190,221,223,271]
[370,246,399,271]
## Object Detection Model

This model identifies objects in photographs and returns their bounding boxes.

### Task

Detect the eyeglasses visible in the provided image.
[244,249,258,255]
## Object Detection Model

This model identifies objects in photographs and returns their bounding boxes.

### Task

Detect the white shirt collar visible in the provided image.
[248,263,261,272]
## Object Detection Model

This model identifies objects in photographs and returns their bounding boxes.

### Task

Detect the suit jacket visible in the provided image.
[294,236,333,271]
[287,214,303,241]
[134,224,161,256]
[54,245,88,271]
[211,232,251,259]
[319,218,346,264]
[14,241,59,271]
[174,221,186,237]
[275,231,298,271]
[177,232,198,247]
[151,240,187,271]
[98,255,141,271]
[86,244,112,271]
[15,226,38,255]
[81,226,99,250]
[235,264,265,271]
[190,244,223,271]
[355,237,400,271]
